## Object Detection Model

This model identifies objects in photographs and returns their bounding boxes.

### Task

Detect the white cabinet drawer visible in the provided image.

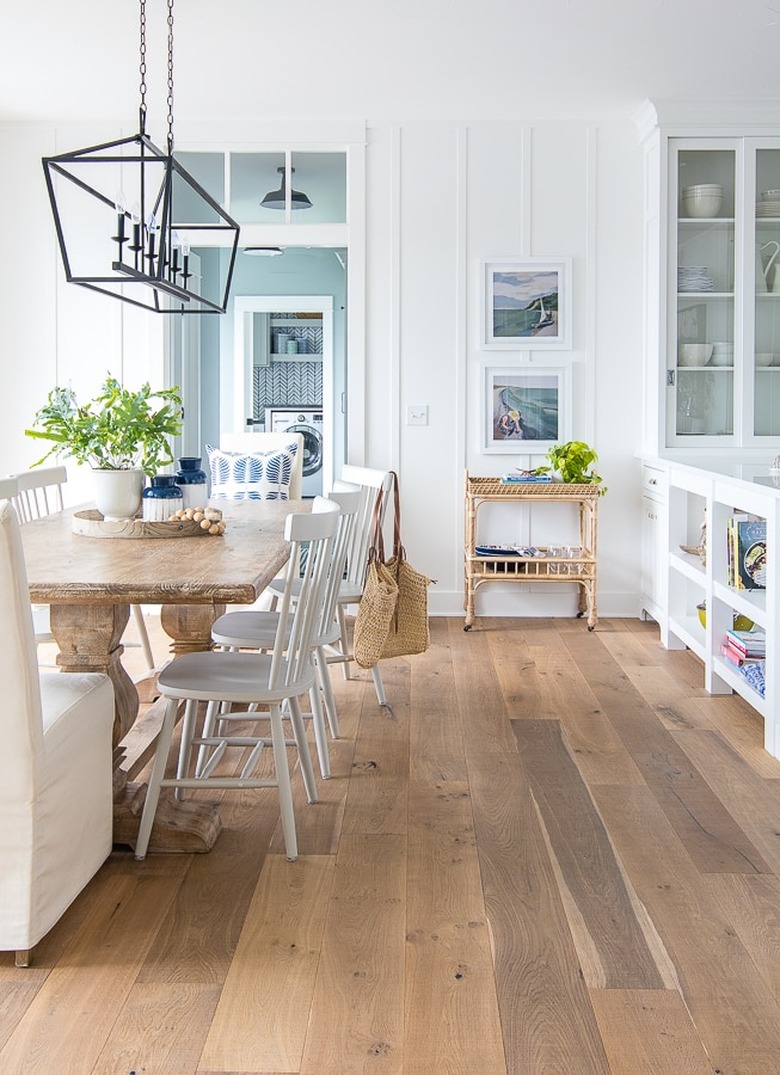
[642,464,668,498]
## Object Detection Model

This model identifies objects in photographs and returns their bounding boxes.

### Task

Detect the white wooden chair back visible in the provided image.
[317,484,361,641]
[339,465,394,588]
[14,466,66,523]
[270,497,339,690]
[0,476,20,519]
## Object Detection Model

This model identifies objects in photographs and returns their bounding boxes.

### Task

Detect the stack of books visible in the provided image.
[726,514,767,590]
[721,627,766,667]
[501,473,552,484]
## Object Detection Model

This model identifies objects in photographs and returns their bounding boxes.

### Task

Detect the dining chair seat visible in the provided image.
[134,498,341,863]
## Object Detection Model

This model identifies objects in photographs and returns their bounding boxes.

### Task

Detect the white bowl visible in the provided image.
[679,343,713,366]
[761,190,780,200]
[709,350,733,366]
[756,352,775,366]
[682,192,722,218]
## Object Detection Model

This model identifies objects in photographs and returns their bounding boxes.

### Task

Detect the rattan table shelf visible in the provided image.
[464,473,599,630]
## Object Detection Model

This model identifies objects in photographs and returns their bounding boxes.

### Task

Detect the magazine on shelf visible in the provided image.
[727,515,767,590]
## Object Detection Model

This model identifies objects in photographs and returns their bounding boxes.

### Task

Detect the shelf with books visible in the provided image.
[646,457,780,756]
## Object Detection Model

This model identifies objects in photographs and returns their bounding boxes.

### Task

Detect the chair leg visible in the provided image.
[269,702,298,861]
[288,695,318,804]
[135,697,179,859]
[131,604,155,672]
[371,664,387,707]
[336,604,353,680]
[175,698,199,800]
[315,645,341,739]
[15,949,31,968]
[308,677,331,780]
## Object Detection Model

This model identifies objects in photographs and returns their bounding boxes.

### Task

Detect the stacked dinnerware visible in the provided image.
[710,341,734,367]
[757,190,780,217]
[678,265,715,292]
[682,183,723,218]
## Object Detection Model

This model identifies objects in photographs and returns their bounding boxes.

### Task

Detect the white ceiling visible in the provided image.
[3,0,780,125]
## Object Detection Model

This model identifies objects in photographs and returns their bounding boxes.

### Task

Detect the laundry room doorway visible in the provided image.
[231,293,337,496]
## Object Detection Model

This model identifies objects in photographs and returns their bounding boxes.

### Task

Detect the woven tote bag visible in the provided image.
[353,552,399,669]
[353,473,432,668]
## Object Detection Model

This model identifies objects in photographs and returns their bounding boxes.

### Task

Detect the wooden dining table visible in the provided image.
[21,498,302,852]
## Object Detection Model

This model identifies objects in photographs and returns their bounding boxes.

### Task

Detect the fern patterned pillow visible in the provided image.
[206,442,299,500]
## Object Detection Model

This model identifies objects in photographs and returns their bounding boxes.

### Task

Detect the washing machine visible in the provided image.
[264,407,324,497]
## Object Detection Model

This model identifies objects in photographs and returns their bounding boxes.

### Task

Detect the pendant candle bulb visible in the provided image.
[40,0,239,314]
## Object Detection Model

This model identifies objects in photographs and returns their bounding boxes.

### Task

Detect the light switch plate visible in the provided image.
[407,404,428,426]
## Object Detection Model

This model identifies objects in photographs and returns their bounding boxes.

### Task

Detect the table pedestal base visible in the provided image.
[112,782,222,854]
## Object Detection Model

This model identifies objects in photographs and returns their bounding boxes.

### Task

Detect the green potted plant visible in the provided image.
[26,375,183,519]
[535,440,607,494]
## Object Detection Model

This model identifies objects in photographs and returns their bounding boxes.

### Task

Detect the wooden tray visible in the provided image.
[72,509,218,539]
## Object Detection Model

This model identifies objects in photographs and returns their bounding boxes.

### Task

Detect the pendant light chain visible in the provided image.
[166,0,175,153]
[138,0,147,133]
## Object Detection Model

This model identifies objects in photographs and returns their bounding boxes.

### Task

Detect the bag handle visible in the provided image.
[367,471,404,565]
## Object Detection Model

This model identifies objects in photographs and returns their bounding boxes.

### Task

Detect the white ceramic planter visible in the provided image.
[92,468,144,520]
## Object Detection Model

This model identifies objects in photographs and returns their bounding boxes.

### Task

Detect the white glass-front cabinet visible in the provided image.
[638,102,780,454]
[667,138,780,447]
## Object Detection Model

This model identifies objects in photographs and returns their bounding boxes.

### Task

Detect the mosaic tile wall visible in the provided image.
[252,362,323,416]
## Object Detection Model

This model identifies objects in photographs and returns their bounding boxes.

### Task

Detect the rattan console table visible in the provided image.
[464,473,599,630]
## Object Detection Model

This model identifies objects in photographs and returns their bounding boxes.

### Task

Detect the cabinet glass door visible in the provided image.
[672,147,736,441]
[754,149,780,436]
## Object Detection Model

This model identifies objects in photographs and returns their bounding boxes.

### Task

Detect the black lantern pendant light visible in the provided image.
[41,0,240,314]
[260,167,313,211]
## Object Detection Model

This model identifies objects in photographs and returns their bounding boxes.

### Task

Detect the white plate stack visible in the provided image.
[678,265,715,292]
[710,341,734,367]
[757,190,780,217]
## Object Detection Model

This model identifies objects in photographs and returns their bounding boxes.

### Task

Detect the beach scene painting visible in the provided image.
[484,259,571,349]
[484,365,570,453]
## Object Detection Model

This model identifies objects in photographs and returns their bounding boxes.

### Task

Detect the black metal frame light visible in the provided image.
[41,0,240,314]
[260,166,313,211]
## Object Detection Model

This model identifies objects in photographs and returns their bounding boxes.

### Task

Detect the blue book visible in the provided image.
[736,519,767,590]
[500,474,552,484]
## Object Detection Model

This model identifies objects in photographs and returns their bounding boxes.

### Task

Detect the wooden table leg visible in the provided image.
[49,603,138,746]
[114,601,227,854]
[49,601,223,855]
[160,601,226,655]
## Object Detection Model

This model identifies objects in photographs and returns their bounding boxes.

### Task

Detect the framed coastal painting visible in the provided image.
[483,258,572,349]
[483,364,571,453]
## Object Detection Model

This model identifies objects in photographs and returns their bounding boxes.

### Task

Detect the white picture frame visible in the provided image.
[483,363,571,453]
[483,257,572,350]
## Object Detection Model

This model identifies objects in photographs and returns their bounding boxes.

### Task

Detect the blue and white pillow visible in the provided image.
[206,442,298,500]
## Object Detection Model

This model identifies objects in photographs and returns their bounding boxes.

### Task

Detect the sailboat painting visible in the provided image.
[483,258,571,349]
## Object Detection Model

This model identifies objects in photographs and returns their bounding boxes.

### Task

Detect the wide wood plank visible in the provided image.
[90,983,221,1074]
[562,630,771,874]
[0,859,190,1074]
[590,989,714,1074]
[198,854,334,1073]
[512,720,668,989]
[469,751,610,1073]
[448,620,518,753]
[300,835,406,1074]
[593,783,780,1073]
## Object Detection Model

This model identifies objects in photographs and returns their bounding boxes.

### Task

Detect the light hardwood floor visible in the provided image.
[3,614,780,1074]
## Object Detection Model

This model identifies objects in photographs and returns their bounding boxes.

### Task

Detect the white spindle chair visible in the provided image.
[208,483,361,779]
[134,498,340,862]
